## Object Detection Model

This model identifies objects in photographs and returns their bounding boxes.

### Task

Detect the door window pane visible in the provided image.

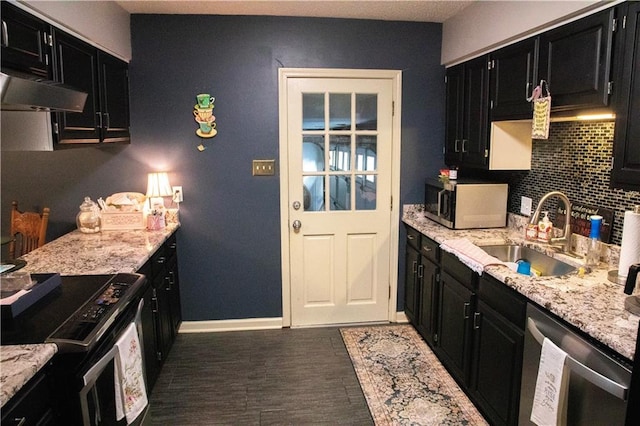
[303,136,325,172]
[329,135,351,171]
[356,135,376,171]
[330,175,351,211]
[303,93,325,130]
[356,94,377,130]
[329,93,351,130]
[303,176,324,211]
[356,175,376,210]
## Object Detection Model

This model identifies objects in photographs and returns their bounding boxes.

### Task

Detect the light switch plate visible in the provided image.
[253,159,276,176]
[173,186,183,203]
[520,196,532,216]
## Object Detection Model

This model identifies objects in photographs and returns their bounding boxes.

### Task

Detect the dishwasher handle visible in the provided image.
[527,317,629,401]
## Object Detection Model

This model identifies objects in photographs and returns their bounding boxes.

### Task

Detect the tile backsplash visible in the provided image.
[504,121,640,246]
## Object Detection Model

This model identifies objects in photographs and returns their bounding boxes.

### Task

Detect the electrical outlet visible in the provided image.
[173,186,183,203]
[253,159,276,176]
[520,196,532,216]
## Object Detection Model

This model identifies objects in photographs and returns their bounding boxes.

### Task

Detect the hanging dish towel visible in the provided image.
[114,322,148,424]
[529,80,552,140]
[440,238,506,274]
[530,338,570,426]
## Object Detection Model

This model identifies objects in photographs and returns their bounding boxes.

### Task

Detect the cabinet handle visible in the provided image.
[407,234,415,241]
[473,312,481,329]
[454,139,460,153]
[169,242,177,250]
[156,256,166,265]
[463,302,471,319]
[2,21,8,46]
[96,112,103,130]
[103,112,110,129]
[412,260,417,274]
[168,270,175,286]
[525,82,532,100]
[417,264,424,279]
[461,139,468,153]
[422,246,432,252]
[13,418,26,426]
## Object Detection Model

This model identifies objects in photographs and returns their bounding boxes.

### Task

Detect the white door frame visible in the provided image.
[278,68,402,327]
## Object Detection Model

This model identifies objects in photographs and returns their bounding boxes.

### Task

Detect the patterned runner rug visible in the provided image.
[340,325,489,425]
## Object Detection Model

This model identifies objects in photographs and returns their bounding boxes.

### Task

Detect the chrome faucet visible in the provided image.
[529,191,573,254]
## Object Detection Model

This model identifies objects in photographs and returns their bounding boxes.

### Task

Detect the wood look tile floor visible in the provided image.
[148,327,374,425]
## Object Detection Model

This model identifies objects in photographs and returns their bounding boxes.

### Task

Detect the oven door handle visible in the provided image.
[527,317,629,400]
[79,298,146,425]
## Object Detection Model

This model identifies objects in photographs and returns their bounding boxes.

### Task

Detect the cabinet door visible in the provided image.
[460,56,490,168]
[417,256,438,346]
[538,8,614,111]
[140,282,160,392]
[99,52,130,143]
[53,29,101,144]
[490,38,538,120]
[612,2,640,190]
[1,2,52,78]
[445,64,464,166]
[404,244,420,324]
[470,300,524,426]
[166,237,182,335]
[436,271,474,385]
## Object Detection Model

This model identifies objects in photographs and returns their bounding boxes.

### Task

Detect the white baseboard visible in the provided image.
[395,311,409,323]
[179,313,408,333]
[179,317,284,333]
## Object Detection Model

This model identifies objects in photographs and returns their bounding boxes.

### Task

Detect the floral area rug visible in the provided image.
[340,325,488,426]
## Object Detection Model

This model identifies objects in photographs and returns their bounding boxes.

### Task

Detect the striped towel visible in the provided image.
[440,238,506,274]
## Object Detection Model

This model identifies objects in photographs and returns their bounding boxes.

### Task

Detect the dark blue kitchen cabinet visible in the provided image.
[611,1,640,191]
[489,38,538,120]
[0,1,52,79]
[538,8,615,112]
[52,29,130,145]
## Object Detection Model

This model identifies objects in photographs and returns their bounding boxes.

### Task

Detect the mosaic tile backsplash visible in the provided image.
[503,121,640,246]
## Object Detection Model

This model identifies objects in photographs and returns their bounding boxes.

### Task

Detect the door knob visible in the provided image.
[292,201,301,210]
[292,220,302,231]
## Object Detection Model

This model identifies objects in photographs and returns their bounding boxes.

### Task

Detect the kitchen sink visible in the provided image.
[480,244,577,277]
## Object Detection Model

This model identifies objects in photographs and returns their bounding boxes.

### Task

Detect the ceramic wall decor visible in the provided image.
[194,93,217,151]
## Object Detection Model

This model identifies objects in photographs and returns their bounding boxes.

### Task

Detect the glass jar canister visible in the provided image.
[76,196,101,233]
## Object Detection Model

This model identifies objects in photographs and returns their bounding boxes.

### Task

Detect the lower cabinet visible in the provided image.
[436,268,475,385]
[470,275,525,426]
[404,230,525,426]
[0,367,55,425]
[137,232,182,393]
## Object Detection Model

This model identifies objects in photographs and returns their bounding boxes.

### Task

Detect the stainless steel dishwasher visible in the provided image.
[519,303,632,425]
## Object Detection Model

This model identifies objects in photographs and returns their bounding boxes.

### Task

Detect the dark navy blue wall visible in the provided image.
[0,15,444,321]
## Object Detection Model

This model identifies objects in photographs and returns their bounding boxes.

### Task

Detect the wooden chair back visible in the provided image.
[8,201,50,259]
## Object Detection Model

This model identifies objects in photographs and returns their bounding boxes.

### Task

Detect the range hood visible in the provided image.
[0,69,87,112]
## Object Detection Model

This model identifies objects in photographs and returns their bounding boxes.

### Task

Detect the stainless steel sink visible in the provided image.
[480,244,577,277]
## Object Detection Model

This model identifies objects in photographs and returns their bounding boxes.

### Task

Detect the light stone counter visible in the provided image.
[0,344,57,407]
[403,204,639,362]
[1,224,179,408]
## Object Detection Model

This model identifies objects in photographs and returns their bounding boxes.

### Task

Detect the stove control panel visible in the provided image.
[46,273,146,352]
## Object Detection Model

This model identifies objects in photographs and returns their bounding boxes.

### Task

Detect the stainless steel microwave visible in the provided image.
[424,178,508,229]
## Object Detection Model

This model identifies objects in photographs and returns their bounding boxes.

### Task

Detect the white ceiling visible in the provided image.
[115,0,476,23]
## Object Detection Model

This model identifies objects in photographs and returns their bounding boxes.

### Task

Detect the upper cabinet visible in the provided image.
[538,8,615,112]
[53,29,130,145]
[445,56,490,169]
[489,38,538,120]
[0,1,52,79]
[611,2,640,190]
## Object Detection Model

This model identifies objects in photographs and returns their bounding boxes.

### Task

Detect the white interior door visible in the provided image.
[279,69,401,327]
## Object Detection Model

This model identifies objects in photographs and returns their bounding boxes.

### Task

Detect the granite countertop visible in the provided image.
[402,205,639,362]
[0,224,178,408]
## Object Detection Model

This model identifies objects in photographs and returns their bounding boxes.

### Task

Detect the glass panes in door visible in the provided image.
[302,92,378,211]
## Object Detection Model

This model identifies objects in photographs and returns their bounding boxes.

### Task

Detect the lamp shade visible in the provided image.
[146,172,173,198]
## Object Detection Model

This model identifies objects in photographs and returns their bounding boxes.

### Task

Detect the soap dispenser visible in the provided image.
[586,215,602,267]
[538,211,552,242]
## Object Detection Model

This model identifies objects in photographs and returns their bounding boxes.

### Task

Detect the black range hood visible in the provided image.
[0,69,87,112]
